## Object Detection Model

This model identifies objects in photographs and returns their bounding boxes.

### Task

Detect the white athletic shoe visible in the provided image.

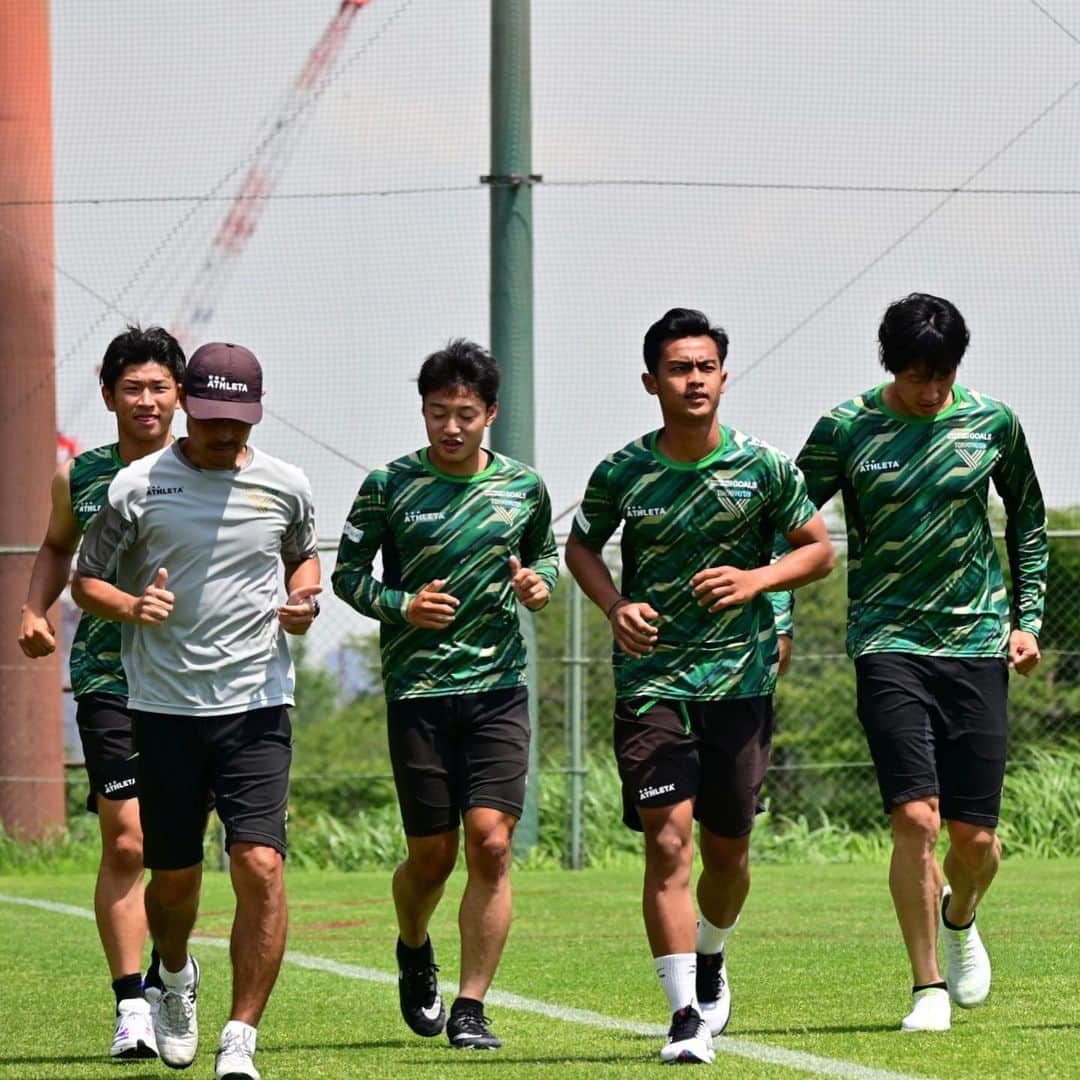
[153,956,200,1068]
[900,987,951,1032]
[696,950,732,1036]
[110,997,159,1059]
[660,1005,715,1064]
[215,1024,260,1080]
[940,884,991,1007]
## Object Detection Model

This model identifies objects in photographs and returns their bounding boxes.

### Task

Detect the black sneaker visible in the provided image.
[447,1005,502,1050]
[660,1005,714,1064]
[396,938,445,1037]
[696,949,731,1036]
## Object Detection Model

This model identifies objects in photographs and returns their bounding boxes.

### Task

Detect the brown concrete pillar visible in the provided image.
[0,1,65,837]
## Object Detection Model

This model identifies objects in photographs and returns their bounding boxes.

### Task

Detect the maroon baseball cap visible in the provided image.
[184,342,263,423]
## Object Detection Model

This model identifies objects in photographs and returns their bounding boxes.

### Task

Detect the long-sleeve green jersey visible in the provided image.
[68,443,126,699]
[332,449,559,702]
[571,428,817,702]
[785,384,1047,658]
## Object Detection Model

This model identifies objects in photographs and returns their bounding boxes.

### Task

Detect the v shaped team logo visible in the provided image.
[953,443,987,469]
[491,502,519,527]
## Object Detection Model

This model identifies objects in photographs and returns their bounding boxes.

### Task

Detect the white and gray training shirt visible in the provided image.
[78,442,318,717]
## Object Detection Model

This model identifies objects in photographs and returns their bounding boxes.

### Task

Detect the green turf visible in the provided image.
[1,861,1077,1079]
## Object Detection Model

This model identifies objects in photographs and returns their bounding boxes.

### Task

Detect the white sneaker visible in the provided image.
[940,884,991,1007]
[696,950,731,1036]
[660,1005,715,1064]
[215,1023,260,1080]
[900,987,951,1031]
[154,956,200,1068]
[110,997,159,1059]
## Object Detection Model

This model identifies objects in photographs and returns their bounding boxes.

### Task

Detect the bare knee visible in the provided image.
[891,799,941,852]
[149,867,201,909]
[644,821,694,880]
[230,843,284,898]
[699,832,750,878]
[465,826,513,883]
[101,828,144,878]
[947,822,999,868]
[403,834,458,888]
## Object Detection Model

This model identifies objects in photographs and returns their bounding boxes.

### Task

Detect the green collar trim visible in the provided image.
[872,383,967,424]
[420,446,499,483]
[647,427,728,471]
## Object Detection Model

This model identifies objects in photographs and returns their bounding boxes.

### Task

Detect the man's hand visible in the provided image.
[608,599,659,659]
[132,568,174,626]
[18,606,57,658]
[407,579,460,629]
[1008,629,1041,676]
[691,565,765,611]
[509,555,549,611]
[278,584,323,636]
[777,633,792,677]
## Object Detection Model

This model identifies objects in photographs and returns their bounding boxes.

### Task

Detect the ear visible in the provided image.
[719,368,728,395]
[642,372,659,397]
[178,386,189,414]
[485,402,498,427]
[101,384,116,414]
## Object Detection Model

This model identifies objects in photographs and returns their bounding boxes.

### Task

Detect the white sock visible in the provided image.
[696,913,738,956]
[159,956,195,990]
[221,1020,257,1051]
[655,953,697,1014]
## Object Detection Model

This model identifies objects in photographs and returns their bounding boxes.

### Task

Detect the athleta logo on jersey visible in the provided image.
[147,485,184,496]
[948,430,993,468]
[404,510,446,525]
[74,501,102,515]
[857,459,900,474]
[626,505,667,519]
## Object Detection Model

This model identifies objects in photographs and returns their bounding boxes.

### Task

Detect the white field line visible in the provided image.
[0,892,929,1080]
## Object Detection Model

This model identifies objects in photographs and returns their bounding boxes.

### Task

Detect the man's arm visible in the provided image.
[510,477,559,611]
[993,409,1048,676]
[18,462,79,657]
[278,557,322,636]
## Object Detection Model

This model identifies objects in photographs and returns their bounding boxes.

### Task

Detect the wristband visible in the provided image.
[606,597,629,619]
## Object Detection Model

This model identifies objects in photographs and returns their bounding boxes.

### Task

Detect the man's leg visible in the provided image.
[943,821,1000,926]
[889,797,944,988]
[146,863,203,974]
[94,795,148,979]
[696,830,750,931]
[458,807,517,1002]
[228,843,287,1026]
[640,800,697,957]
[394,831,459,948]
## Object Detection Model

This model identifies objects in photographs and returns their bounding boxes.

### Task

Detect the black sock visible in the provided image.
[144,948,164,991]
[396,936,432,967]
[912,981,947,993]
[451,996,484,1017]
[942,905,975,931]
[112,973,144,1007]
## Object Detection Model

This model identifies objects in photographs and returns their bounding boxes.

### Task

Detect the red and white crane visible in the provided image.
[171,0,375,350]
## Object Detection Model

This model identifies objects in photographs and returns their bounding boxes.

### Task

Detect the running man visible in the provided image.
[72,342,320,1080]
[782,293,1047,1031]
[18,325,185,1060]
[332,339,558,1051]
[565,308,834,1064]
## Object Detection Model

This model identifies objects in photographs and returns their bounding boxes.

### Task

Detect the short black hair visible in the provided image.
[99,325,186,393]
[878,294,969,377]
[642,308,729,375]
[417,338,500,408]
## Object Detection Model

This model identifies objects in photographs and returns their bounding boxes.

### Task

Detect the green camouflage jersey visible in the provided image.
[332,449,559,702]
[785,384,1047,658]
[68,443,126,699]
[571,428,817,702]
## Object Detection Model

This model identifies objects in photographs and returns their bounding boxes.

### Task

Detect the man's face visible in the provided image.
[102,361,178,443]
[180,390,253,469]
[643,335,726,421]
[422,385,496,471]
[889,361,957,418]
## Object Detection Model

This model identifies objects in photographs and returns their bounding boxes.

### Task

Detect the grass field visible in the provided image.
[1,860,1077,1079]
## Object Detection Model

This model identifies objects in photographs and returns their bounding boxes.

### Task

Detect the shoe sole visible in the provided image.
[111,1043,158,1060]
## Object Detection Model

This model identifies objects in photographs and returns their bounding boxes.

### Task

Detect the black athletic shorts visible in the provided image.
[131,705,292,870]
[855,653,1009,827]
[386,686,530,837]
[75,692,138,814]
[613,696,774,838]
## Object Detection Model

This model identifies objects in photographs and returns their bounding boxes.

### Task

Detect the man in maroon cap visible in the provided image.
[73,342,321,1080]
